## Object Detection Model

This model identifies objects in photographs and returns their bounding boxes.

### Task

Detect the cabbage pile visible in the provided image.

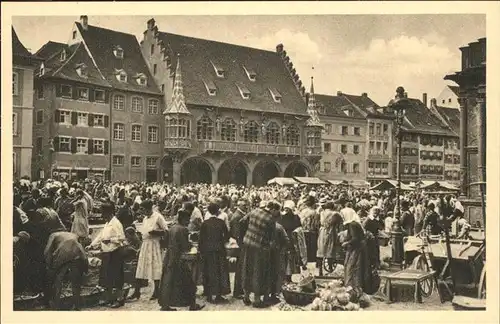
[310,279,371,311]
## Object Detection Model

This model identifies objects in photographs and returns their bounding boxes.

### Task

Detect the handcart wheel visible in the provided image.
[478,267,486,299]
[410,255,434,298]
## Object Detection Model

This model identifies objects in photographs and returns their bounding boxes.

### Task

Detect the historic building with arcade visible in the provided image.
[140,18,322,186]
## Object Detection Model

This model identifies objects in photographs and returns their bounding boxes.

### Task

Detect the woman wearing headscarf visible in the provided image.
[362,206,384,269]
[128,199,169,300]
[316,201,343,276]
[278,200,303,283]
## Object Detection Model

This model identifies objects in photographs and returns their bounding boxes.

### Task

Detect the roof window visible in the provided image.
[236,83,251,100]
[135,73,148,86]
[269,88,282,103]
[39,63,45,76]
[113,45,124,59]
[60,49,67,61]
[243,65,256,81]
[210,60,225,78]
[75,63,88,78]
[115,69,127,83]
[203,80,217,96]
[343,109,353,117]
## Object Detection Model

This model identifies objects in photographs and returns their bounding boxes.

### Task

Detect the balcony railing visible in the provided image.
[303,146,322,156]
[164,138,192,149]
[199,140,302,156]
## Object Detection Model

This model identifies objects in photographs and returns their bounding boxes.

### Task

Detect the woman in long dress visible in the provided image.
[71,190,90,244]
[129,199,168,300]
[316,202,342,276]
[278,200,302,282]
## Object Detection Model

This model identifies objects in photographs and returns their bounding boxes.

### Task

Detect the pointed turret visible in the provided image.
[164,53,191,115]
[305,75,322,127]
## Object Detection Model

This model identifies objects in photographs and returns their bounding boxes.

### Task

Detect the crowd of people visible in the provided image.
[13,176,470,310]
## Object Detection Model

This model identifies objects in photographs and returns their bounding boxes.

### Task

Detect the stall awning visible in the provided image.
[420,181,460,192]
[293,177,327,185]
[326,180,349,185]
[437,181,459,191]
[267,177,298,186]
[350,180,370,187]
[370,180,415,191]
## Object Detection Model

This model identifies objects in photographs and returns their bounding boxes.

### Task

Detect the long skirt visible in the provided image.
[233,255,244,297]
[269,249,287,295]
[99,249,124,289]
[158,259,196,308]
[241,245,271,296]
[305,231,318,263]
[285,249,300,276]
[344,241,372,297]
[135,238,163,280]
[316,227,335,259]
[201,251,231,296]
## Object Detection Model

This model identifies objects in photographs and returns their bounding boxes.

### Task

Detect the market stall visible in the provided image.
[293,177,327,186]
[267,177,298,186]
[370,180,415,192]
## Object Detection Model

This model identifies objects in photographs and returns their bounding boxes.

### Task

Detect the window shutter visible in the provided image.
[104,140,109,155]
[104,115,109,128]
[88,113,94,127]
[54,110,60,123]
[88,139,94,154]
[55,84,62,97]
[53,137,59,152]
[89,88,95,102]
[105,90,110,103]
[71,138,77,154]
[71,111,78,125]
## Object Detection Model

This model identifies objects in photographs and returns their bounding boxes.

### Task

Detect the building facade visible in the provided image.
[32,16,164,182]
[436,85,460,109]
[140,19,321,186]
[315,94,367,184]
[445,37,486,228]
[12,27,41,179]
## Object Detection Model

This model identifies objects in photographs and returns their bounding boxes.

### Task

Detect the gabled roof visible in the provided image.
[342,93,392,119]
[447,85,460,97]
[42,42,111,88]
[35,41,67,59]
[75,22,161,95]
[156,32,309,116]
[435,106,460,135]
[315,94,365,119]
[402,98,456,136]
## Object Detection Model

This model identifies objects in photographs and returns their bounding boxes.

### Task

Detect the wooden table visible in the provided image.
[385,269,436,303]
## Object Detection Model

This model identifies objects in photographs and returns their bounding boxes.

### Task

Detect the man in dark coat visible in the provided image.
[117,197,134,229]
[229,200,248,298]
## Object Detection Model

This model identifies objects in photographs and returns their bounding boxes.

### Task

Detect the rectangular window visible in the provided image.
[353,145,360,155]
[161,84,165,93]
[376,142,382,154]
[59,110,71,124]
[59,137,71,152]
[148,126,158,143]
[353,163,360,174]
[341,144,347,154]
[341,126,348,135]
[36,110,44,125]
[36,137,43,154]
[13,72,19,95]
[324,162,331,173]
[325,124,332,134]
[94,89,105,102]
[369,141,374,154]
[376,123,381,135]
[37,84,44,99]
[112,155,124,166]
[113,123,125,140]
[93,114,104,127]
[77,88,89,100]
[61,85,72,98]
[131,156,141,167]
[72,30,77,39]
[77,113,88,126]
[353,127,360,136]
[369,122,374,135]
[131,97,144,113]
[383,142,388,154]
[146,157,158,169]
[113,95,125,110]
[148,99,159,114]
[383,124,388,135]
[323,143,331,153]
[13,113,18,136]
[153,64,157,75]
[93,139,104,155]
[131,125,142,142]
[76,138,88,154]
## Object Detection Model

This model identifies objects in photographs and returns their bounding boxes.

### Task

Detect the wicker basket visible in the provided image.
[282,289,318,306]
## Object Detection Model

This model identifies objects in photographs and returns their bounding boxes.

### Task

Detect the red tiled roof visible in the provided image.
[435,106,460,135]
[156,32,309,116]
[402,98,455,136]
[315,94,365,119]
[76,22,161,95]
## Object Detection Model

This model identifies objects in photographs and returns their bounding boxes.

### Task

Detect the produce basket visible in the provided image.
[282,289,319,306]
[14,293,43,311]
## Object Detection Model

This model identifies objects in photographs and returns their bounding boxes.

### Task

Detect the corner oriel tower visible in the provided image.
[304,74,323,174]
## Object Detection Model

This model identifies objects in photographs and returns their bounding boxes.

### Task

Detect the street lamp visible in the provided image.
[387,86,410,267]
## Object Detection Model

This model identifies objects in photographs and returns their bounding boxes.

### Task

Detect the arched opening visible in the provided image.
[161,156,174,183]
[253,160,280,186]
[284,161,309,178]
[180,157,213,184]
[218,159,248,186]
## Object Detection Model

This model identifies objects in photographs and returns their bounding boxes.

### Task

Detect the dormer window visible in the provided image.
[343,109,353,117]
[243,65,256,81]
[113,46,124,59]
[210,60,225,78]
[60,49,67,61]
[115,69,127,83]
[75,63,88,78]
[269,88,282,103]
[203,80,217,96]
[236,83,251,100]
[135,73,147,86]
[39,63,45,76]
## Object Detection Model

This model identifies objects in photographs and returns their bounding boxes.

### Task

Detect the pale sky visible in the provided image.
[13,14,485,105]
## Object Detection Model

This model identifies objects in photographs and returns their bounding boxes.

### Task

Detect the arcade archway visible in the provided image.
[253,160,280,186]
[161,156,174,183]
[284,161,309,178]
[218,158,248,186]
[180,157,213,184]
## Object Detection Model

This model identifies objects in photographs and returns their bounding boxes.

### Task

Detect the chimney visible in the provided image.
[80,15,88,30]
[337,91,343,96]
[404,92,408,98]
[422,93,428,107]
[276,44,284,54]
[147,18,156,30]
[362,92,367,97]
[430,98,437,107]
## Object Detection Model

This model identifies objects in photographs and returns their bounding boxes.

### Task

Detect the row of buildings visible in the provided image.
[11,16,479,187]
